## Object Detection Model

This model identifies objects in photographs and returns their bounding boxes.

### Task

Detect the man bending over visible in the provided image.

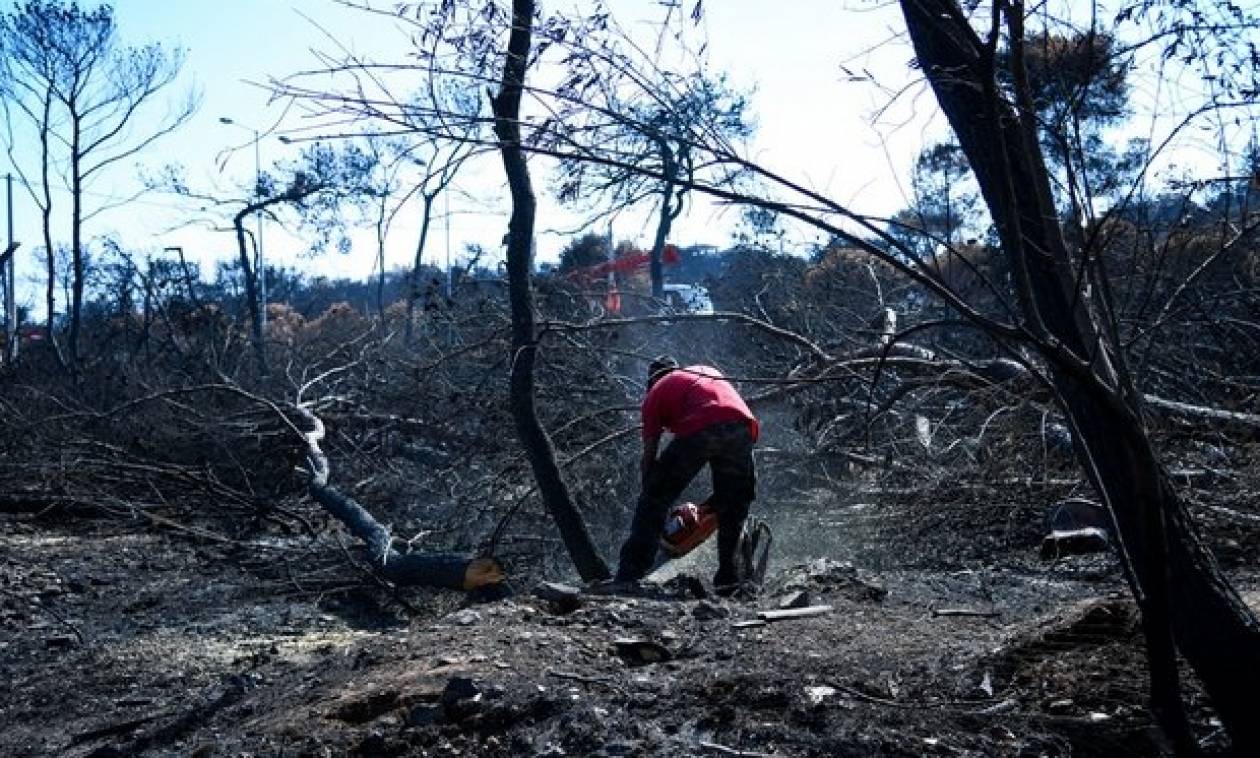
[616,356,759,593]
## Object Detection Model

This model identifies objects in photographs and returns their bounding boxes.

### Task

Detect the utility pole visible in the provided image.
[5,173,15,363]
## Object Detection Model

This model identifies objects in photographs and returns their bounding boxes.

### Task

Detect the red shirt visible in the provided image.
[641,365,758,441]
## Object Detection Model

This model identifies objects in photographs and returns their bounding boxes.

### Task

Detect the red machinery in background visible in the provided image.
[565,244,681,314]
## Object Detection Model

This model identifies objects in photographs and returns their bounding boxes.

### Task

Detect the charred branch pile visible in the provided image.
[2,206,1258,593]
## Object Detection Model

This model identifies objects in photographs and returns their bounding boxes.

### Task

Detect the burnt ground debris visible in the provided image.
[3,474,1258,758]
[1,271,1259,757]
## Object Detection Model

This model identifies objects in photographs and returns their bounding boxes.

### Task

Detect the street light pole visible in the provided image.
[220,117,266,330]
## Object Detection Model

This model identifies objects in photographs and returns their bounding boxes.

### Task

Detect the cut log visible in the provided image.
[1041,527,1110,560]
[1041,498,1111,559]
[1142,394,1260,438]
[293,404,506,592]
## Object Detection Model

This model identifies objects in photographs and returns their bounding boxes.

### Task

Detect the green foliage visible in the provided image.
[1003,33,1131,128]
[997,32,1134,208]
[550,63,755,217]
[895,140,984,254]
[732,205,784,250]
[556,232,610,274]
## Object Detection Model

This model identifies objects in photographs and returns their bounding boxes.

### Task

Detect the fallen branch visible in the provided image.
[540,310,832,364]
[1142,394,1260,438]
[136,510,238,545]
[546,669,617,688]
[71,712,168,745]
[0,492,95,515]
[931,608,1001,619]
[756,605,834,622]
[698,741,779,758]
[290,403,506,592]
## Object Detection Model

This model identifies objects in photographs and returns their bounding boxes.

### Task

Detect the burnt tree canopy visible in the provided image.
[899,0,1260,751]
[0,0,197,367]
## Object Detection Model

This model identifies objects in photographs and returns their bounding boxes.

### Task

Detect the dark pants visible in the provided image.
[616,421,756,585]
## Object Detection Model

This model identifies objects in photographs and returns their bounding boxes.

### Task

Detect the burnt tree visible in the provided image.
[492,0,611,582]
[0,1,195,368]
[293,403,505,592]
[900,0,1260,752]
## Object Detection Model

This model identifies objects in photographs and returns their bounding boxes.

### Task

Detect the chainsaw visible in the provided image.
[660,498,720,558]
[657,498,773,586]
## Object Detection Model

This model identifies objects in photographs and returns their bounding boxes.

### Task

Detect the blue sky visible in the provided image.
[1,0,1234,315]
[1,0,940,304]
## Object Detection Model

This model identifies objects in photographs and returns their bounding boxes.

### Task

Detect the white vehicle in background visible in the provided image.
[661,283,714,314]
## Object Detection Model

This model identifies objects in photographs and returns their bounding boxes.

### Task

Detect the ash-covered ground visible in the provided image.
[5,482,1257,757]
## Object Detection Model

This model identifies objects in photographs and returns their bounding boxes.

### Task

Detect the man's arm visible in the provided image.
[640,381,665,485]
[641,435,660,484]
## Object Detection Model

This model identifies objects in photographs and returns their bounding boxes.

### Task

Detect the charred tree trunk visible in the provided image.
[648,137,677,300]
[36,93,64,367]
[233,208,267,376]
[68,119,84,369]
[491,0,611,582]
[900,1,1260,752]
[405,194,436,343]
[230,187,326,376]
[293,405,504,592]
[375,216,387,322]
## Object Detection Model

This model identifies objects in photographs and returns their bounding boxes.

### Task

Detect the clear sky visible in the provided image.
[0,0,946,308]
[1,0,1229,315]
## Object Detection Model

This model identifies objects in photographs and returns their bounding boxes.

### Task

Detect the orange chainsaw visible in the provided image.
[660,498,719,558]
